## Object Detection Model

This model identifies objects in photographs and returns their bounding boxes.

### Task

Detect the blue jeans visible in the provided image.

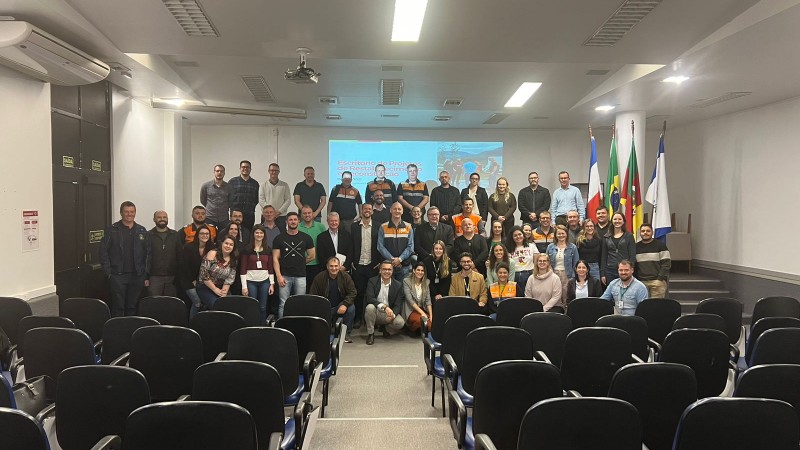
[186,288,201,308]
[515,270,532,290]
[278,276,306,318]
[333,304,356,336]
[588,263,601,281]
[247,279,271,325]
[192,284,222,318]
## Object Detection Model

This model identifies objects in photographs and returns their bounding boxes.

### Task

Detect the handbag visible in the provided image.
[13,375,52,416]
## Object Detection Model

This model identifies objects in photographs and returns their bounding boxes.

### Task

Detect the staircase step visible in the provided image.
[669,279,726,290]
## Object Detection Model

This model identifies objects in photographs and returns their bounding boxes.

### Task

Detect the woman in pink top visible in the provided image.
[524,253,564,313]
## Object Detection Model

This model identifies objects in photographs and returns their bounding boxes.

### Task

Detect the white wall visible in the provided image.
[667,96,800,276]
[0,66,56,299]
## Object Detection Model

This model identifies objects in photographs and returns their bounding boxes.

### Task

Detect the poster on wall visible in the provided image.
[22,210,39,251]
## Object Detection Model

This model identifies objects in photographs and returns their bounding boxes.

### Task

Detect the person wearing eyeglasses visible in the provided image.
[364,261,406,345]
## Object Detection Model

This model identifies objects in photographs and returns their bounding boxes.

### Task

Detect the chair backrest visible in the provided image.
[60,297,110,343]
[16,315,75,357]
[192,361,286,448]
[561,327,632,396]
[609,362,697,450]
[23,327,95,393]
[275,316,331,367]
[596,314,650,361]
[55,365,150,450]
[226,327,299,400]
[673,397,799,449]
[429,296,481,342]
[0,407,50,450]
[460,327,533,396]
[518,397,642,450]
[660,328,730,398]
[672,313,727,333]
[0,297,32,346]
[137,296,188,327]
[472,360,562,450]
[635,298,682,345]
[123,401,257,450]
[190,311,246,362]
[284,294,334,329]
[129,325,204,401]
[746,317,800,362]
[494,298,543,327]
[566,297,614,329]
[752,296,800,325]
[100,316,160,365]
[735,364,800,431]
[749,327,800,366]
[440,314,495,369]
[519,312,573,367]
[212,295,261,327]
[696,297,743,344]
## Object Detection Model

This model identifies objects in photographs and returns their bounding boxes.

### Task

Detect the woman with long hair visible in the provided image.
[576,219,602,280]
[488,262,518,319]
[422,240,458,300]
[566,260,603,304]
[488,177,516,237]
[524,253,564,312]
[403,262,433,333]
[486,242,516,285]
[225,222,244,295]
[521,223,534,245]
[240,225,274,325]
[505,225,539,288]
[192,235,239,317]
[180,224,213,310]
[546,225,579,303]
[600,212,637,285]
[486,219,505,249]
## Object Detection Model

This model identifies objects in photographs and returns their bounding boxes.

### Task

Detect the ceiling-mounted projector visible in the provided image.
[284,47,320,84]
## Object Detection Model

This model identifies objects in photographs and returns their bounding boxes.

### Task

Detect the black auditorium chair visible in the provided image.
[213,295,261,327]
[751,296,800,326]
[423,296,481,378]
[696,297,744,346]
[137,296,188,327]
[565,297,614,329]
[60,297,110,347]
[221,327,317,408]
[275,316,334,417]
[192,361,309,450]
[100,316,159,365]
[673,312,741,363]
[429,314,493,416]
[635,297,681,346]
[748,327,800,366]
[18,327,95,394]
[446,327,535,448]
[520,312,573,368]
[609,362,697,450]
[475,397,642,450]
[672,397,799,450]
[0,407,51,450]
[494,298,543,327]
[119,325,204,402]
[556,327,638,396]
[283,294,345,374]
[111,401,258,450]
[596,314,653,361]
[190,311,246,362]
[734,364,800,430]
[744,317,800,365]
[0,297,32,361]
[660,328,735,398]
[37,365,150,450]
[15,315,75,358]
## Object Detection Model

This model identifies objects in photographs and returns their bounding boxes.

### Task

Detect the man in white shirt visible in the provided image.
[258,163,292,229]
[364,261,406,345]
[351,203,380,329]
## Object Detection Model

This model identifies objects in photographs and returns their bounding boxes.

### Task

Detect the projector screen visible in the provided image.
[328,140,504,193]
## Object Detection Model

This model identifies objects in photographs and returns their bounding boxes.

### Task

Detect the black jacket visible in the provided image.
[364,276,405,312]
[414,222,454,260]
[566,277,604,304]
[100,221,151,277]
[430,185,462,218]
[460,187,489,222]
[350,219,381,267]
[316,228,354,271]
[149,227,181,276]
[518,185,552,225]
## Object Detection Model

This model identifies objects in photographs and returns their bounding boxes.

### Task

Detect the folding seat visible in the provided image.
[422,296,481,395]
[565,297,613,329]
[734,364,800,430]
[748,327,800,366]
[100,316,159,365]
[60,297,110,347]
[14,315,74,359]
[660,328,735,398]
[137,296,188,327]
[696,297,744,347]
[744,317,800,366]
[18,327,95,395]
[519,312,572,368]
[283,294,345,373]
[493,297,542,327]
[635,297,681,346]
[213,295,261,327]
[596,314,653,361]
[751,296,800,325]
[672,313,740,363]
[556,327,639,396]
[0,407,51,450]
[0,297,32,368]
[190,311,246,362]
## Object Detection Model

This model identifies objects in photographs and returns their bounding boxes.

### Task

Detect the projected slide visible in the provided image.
[329,140,503,191]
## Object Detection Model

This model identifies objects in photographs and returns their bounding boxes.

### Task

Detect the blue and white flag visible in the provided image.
[644,128,672,240]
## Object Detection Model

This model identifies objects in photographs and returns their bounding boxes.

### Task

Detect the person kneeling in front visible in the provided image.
[364,260,406,345]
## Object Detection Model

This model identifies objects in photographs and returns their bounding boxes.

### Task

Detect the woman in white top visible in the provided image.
[505,225,539,288]
[524,253,564,312]
[402,262,433,333]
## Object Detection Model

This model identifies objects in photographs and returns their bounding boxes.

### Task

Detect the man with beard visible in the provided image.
[371,190,391,225]
[600,260,648,316]
[178,205,218,244]
[272,212,315,318]
[148,210,181,296]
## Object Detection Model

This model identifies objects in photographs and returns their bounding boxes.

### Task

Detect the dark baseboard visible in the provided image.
[693,260,799,314]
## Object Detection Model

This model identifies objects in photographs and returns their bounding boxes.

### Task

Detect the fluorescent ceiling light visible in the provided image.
[161,98,185,106]
[391,0,428,42]
[662,75,690,84]
[595,105,615,112]
[504,82,542,108]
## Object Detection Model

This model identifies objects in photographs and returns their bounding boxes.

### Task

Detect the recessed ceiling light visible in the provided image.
[595,105,615,112]
[161,98,185,107]
[504,82,542,108]
[662,76,690,84]
[391,0,428,42]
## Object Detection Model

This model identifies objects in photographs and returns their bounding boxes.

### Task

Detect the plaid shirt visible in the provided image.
[228,176,260,211]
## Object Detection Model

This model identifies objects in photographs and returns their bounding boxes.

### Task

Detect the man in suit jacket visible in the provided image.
[351,203,381,328]
[448,252,488,314]
[316,212,354,272]
[414,206,454,261]
[364,261,406,345]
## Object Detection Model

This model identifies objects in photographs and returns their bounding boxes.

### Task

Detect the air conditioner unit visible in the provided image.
[0,21,110,85]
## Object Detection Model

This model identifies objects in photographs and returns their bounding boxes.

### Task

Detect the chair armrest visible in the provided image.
[94,339,103,354]
[10,356,23,379]
[423,335,439,374]
[330,337,340,369]
[35,402,56,423]
[647,338,662,354]
[729,344,740,362]
[443,353,459,391]
[308,362,323,406]
[214,352,227,362]
[420,316,429,338]
[90,435,121,450]
[110,352,130,366]
[448,385,468,447]
[302,351,317,392]
[631,353,645,364]
[474,433,499,450]
[176,395,190,401]
[293,391,311,445]
[267,432,282,450]
[566,390,582,397]
[534,350,552,365]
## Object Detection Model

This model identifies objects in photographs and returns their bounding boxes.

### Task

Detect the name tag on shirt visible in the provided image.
[256,260,262,269]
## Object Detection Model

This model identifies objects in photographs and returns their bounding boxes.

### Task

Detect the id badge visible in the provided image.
[256,260,262,269]
[616,299,624,310]
[434,277,440,284]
